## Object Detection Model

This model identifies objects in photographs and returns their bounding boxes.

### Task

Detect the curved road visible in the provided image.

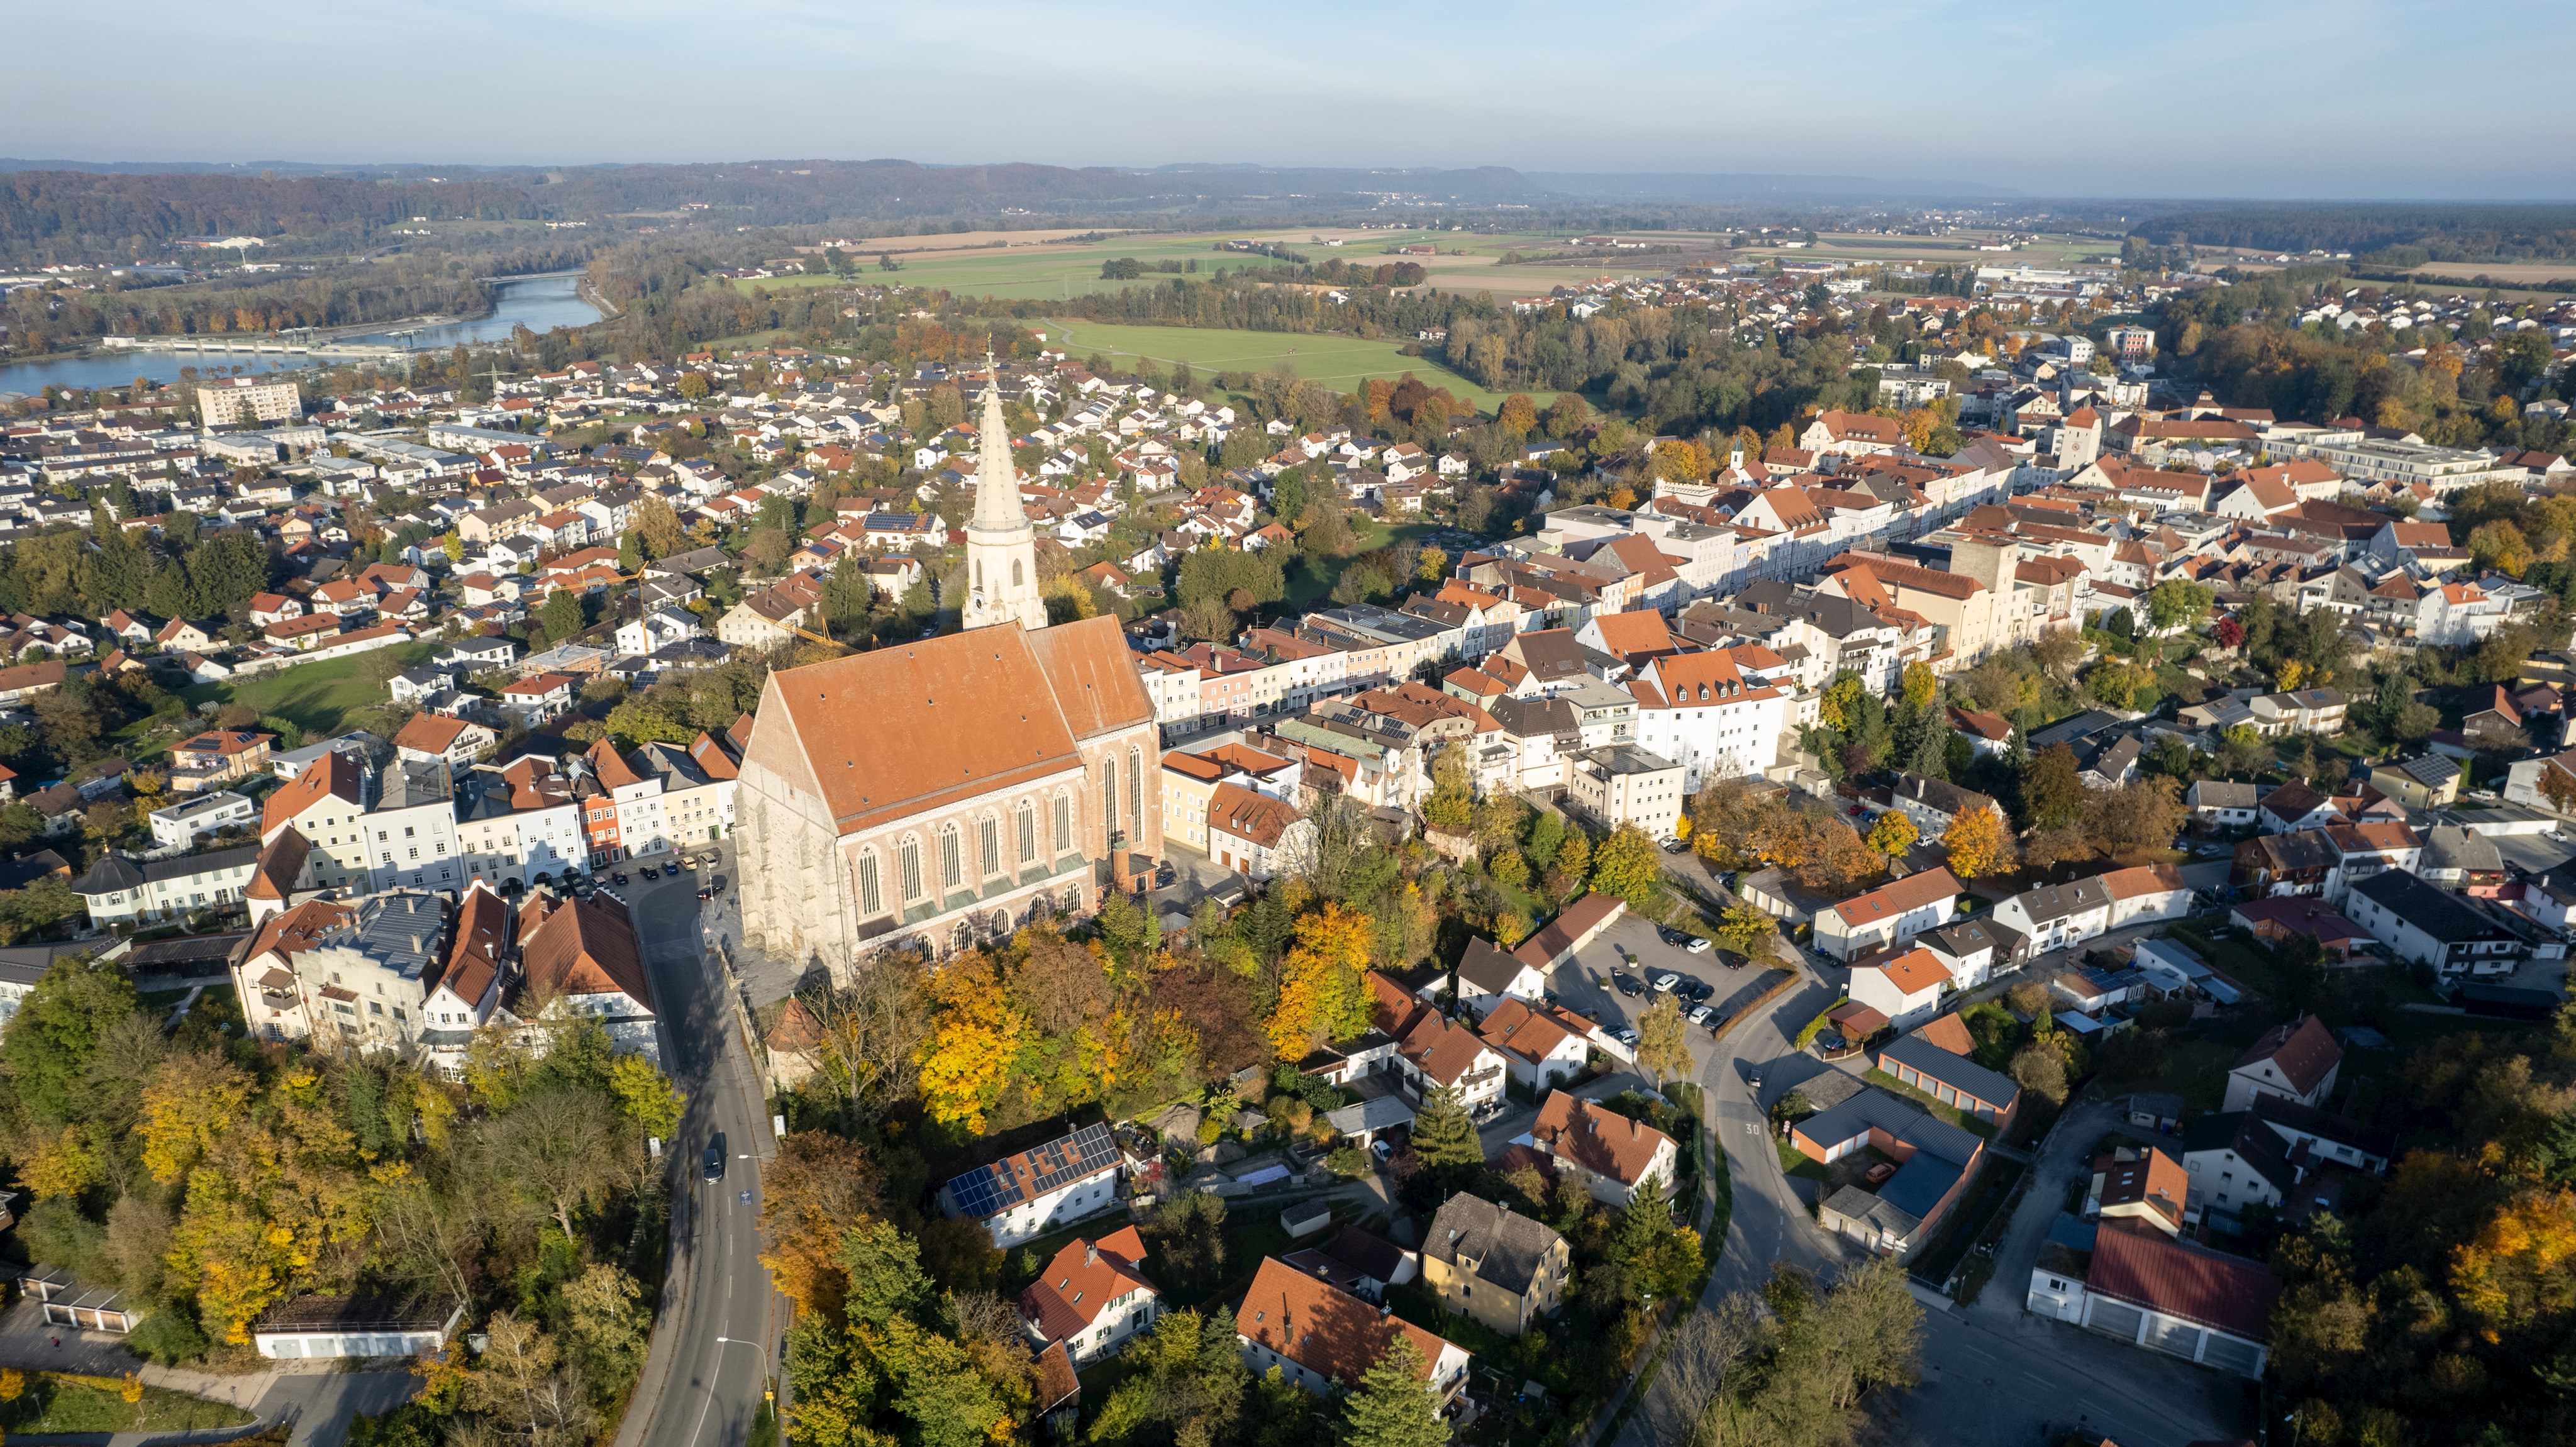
[613,869,781,1447]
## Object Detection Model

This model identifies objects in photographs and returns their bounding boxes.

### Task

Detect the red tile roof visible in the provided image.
[2231,1013,2340,1097]
[2086,1222,2279,1340]
[1018,1226,1155,1341]
[1235,1256,1454,1389]
[1527,1090,1672,1189]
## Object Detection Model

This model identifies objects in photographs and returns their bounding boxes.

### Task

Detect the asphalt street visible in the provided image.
[613,859,783,1447]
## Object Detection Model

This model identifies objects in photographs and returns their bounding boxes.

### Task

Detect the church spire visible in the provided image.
[971,349,1025,530]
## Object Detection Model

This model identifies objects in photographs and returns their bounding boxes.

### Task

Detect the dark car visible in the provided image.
[711,877,727,895]
[697,887,713,901]
[702,1136,727,1183]
[1154,863,1177,887]
[640,866,659,880]
[612,872,630,886]
[1611,972,1645,997]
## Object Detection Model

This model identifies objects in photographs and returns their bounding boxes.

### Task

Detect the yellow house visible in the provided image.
[1160,751,1225,853]
[1419,1193,1568,1338]
[2368,754,2461,812]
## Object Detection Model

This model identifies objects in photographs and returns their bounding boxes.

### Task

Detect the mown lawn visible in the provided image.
[1277,521,1439,613]
[177,640,442,740]
[0,1373,255,1434]
[1045,319,1514,409]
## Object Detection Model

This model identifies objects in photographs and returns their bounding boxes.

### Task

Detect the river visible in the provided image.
[0,273,608,397]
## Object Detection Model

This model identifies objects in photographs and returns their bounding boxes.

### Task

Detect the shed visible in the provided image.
[1281,1199,1335,1239]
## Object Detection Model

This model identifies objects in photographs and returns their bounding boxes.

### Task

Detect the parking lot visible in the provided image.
[1548,911,1783,1053]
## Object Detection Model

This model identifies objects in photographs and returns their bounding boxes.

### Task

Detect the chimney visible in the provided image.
[1085,1243,1099,1268]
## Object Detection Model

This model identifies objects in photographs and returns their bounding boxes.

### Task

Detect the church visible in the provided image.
[733,365,1161,972]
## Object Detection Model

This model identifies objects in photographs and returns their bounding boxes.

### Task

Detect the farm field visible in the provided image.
[1041,318,1512,409]
[738,233,1307,300]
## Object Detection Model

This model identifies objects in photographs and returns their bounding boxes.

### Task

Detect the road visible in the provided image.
[613,860,782,1447]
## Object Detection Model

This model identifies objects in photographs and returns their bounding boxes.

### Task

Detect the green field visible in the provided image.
[0,1375,256,1435]
[740,233,1308,301]
[1043,319,1511,409]
[179,641,442,741]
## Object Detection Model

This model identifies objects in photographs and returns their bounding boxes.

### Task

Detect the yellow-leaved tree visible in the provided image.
[139,1053,255,1184]
[1940,806,2019,881]
[1266,903,1378,1061]
[915,951,1029,1133]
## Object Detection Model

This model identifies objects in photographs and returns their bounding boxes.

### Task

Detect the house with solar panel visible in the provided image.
[939,1122,1125,1247]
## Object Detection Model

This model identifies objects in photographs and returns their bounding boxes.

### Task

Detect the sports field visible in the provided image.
[1041,319,1512,409]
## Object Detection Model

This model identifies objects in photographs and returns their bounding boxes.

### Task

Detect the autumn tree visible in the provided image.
[1939,806,2017,881]
[2021,743,2085,829]
[1863,810,1918,862]
[1590,824,1665,907]
[1638,993,1692,1085]
[1265,902,1375,1060]
[916,950,1029,1131]
[759,1133,882,1322]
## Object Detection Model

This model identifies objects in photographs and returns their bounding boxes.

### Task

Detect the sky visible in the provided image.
[8,0,2572,199]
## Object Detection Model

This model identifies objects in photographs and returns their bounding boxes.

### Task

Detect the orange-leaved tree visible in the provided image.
[1940,806,2018,881]
[758,1131,882,1324]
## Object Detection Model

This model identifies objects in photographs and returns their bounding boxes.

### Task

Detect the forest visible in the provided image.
[0,171,545,265]
[2128,204,2576,264]
[1,953,680,1447]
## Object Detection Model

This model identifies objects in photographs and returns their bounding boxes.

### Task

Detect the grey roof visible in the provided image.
[1880,1033,2020,1111]
[1489,695,1580,743]
[2009,875,2112,926]
[2182,1111,2299,1195]
[1799,1087,1981,1166]
[1574,743,1682,777]
[379,759,453,810]
[1324,1095,1416,1136]
[1824,1182,1925,1239]
[2351,870,2518,944]
[1457,936,1534,995]
[2421,824,2504,875]
[1920,918,2024,963]
[2187,780,2260,808]
[2029,709,2124,749]
[72,844,262,896]
[1423,1192,1564,1297]
[1891,772,1998,820]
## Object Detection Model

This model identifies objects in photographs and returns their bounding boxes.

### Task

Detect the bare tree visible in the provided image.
[798,960,933,1127]
[479,1087,623,1241]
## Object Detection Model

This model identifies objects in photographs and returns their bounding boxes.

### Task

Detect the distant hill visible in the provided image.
[1526,172,2020,201]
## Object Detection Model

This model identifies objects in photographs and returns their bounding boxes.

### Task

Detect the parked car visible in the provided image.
[697,887,714,901]
[1662,838,1689,853]
[1684,936,1713,955]
[1652,972,1681,992]
[1863,1161,1897,1187]
[1688,1005,1714,1026]
[1614,1028,1641,1047]
[702,1136,727,1183]
[1155,863,1177,887]
[611,872,630,886]
[640,866,659,880]
[1370,1138,1394,1163]
[1611,972,1645,997]
[1657,926,1687,946]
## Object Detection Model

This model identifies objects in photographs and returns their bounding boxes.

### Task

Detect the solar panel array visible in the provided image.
[944,1122,1120,1221]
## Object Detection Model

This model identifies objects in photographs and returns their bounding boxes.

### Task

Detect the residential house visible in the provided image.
[2367,754,2461,812]
[1847,945,1953,1031]
[1885,773,2003,840]
[2346,869,2528,979]
[1419,1193,1569,1338]
[2085,1147,2189,1238]
[70,845,262,926]
[1814,867,1963,962]
[1474,998,1595,1092]
[168,729,274,794]
[1235,1256,1470,1404]
[2186,780,2260,829]
[2223,1014,2342,1112]
[393,713,497,778]
[1992,875,2114,955]
[1515,1089,1677,1206]
[1017,1227,1160,1366]
[938,1122,1124,1248]
[1453,934,1546,1015]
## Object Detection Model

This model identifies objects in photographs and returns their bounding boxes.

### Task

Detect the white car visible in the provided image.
[1688,1005,1714,1026]
[1652,972,1680,992]
[1684,936,1712,955]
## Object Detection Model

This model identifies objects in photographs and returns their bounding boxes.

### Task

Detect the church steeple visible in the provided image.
[961,351,1048,634]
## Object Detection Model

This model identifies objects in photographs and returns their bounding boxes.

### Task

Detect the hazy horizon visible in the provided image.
[8,0,2571,201]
